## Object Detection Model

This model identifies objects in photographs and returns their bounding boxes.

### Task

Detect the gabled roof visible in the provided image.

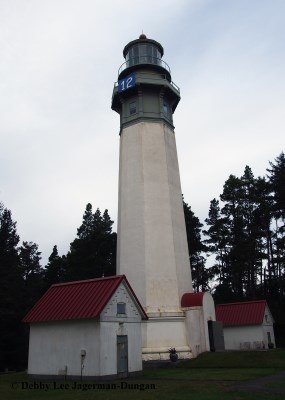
[216,300,268,326]
[181,292,205,308]
[23,275,147,323]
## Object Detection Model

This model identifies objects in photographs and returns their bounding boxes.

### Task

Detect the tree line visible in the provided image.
[0,152,284,369]
[185,153,284,304]
[184,152,285,344]
[0,203,116,370]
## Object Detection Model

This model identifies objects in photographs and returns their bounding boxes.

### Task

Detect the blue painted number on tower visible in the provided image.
[118,73,136,93]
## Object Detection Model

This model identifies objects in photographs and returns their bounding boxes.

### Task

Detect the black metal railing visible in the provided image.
[118,57,171,76]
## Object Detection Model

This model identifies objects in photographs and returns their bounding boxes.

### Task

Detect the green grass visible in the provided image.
[143,367,280,380]
[266,380,285,389]
[1,350,285,400]
[175,349,285,369]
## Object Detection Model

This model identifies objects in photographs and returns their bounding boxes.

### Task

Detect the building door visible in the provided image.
[208,321,215,351]
[208,321,225,351]
[117,335,128,377]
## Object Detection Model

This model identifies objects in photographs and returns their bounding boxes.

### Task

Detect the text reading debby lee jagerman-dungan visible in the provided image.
[11,381,157,392]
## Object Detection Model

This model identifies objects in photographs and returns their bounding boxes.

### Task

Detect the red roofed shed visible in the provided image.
[216,300,266,327]
[24,275,147,380]
[23,275,147,323]
[216,300,275,350]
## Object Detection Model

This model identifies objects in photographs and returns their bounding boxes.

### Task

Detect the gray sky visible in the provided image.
[1,0,284,265]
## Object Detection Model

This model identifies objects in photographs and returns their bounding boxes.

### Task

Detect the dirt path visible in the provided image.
[236,370,285,394]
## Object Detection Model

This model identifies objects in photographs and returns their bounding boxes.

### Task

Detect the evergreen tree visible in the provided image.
[267,152,285,220]
[205,167,271,301]
[65,204,116,281]
[44,245,67,287]
[266,152,285,300]
[183,200,212,291]
[220,174,246,299]
[252,177,274,297]
[240,166,259,297]
[204,198,230,290]
[19,241,42,280]
[0,205,23,370]
[19,241,44,310]
[77,203,94,239]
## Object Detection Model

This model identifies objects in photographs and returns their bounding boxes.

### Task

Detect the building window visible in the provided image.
[117,302,126,315]
[129,101,137,115]
[265,315,269,323]
[163,99,171,120]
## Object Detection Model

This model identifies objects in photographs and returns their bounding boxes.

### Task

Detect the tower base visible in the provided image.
[141,314,193,361]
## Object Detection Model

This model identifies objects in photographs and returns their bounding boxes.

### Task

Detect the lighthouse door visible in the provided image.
[117,335,128,377]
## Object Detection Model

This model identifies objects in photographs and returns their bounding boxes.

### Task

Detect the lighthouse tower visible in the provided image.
[112,35,210,360]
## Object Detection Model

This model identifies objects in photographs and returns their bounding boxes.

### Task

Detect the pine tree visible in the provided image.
[220,174,246,299]
[77,203,94,239]
[205,168,269,301]
[19,241,42,280]
[44,245,67,287]
[267,152,285,220]
[204,198,230,289]
[183,200,212,291]
[0,205,23,370]
[19,241,44,311]
[65,204,116,281]
[266,152,285,300]
[240,166,259,297]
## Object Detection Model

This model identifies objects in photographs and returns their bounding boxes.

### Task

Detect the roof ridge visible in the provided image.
[216,300,266,307]
[51,275,125,288]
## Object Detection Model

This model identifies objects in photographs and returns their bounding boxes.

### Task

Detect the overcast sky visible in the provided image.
[1,0,284,265]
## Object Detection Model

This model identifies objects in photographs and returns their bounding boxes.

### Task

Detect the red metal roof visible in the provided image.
[216,300,267,326]
[23,275,147,323]
[181,292,205,308]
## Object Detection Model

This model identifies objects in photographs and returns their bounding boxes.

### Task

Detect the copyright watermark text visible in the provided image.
[11,381,156,391]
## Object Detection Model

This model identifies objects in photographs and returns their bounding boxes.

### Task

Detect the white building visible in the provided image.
[112,34,216,361]
[23,275,147,379]
[216,300,275,350]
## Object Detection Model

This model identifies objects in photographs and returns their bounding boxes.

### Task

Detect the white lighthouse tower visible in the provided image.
[112,34,216,360]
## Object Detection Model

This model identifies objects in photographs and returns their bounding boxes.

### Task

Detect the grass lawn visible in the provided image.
[266,380,285,389]
[1,350,285,400]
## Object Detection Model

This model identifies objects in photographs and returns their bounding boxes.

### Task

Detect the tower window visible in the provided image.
[117,302,126,315]
[129,101,137,115]
[126,44,162,67]
[163,100,171,120]
[163,102,168,115]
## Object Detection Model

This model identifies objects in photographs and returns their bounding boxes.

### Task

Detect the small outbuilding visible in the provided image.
[181,292,224,356]
[23,275,147,380]
[216,300,275,350]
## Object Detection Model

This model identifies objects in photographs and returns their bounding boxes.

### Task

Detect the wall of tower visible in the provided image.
[117,120,193,315]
